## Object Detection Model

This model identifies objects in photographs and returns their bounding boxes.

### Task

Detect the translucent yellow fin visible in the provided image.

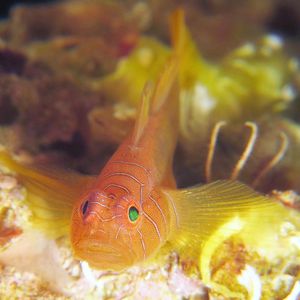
[162,180,296,257]
[0,150,95,237]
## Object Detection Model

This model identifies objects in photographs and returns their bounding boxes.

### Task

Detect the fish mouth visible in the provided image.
[73,239,135,270]
[74,239,122,259]
[88,244,122,257]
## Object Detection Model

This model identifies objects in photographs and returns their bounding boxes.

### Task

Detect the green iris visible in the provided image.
[129,206,139,222]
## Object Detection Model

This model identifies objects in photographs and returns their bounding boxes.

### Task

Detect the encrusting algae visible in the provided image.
[0,1,299,299]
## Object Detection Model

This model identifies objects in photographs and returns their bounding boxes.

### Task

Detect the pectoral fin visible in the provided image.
[0,150,96,237]
[162,180,295,257]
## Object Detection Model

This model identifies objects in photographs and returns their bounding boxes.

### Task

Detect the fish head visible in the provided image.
[70,188,146,271]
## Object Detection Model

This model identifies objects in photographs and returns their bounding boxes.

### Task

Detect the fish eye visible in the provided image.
[128,206,139,222]
[81,200,89,216]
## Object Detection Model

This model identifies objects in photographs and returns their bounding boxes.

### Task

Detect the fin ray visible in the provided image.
[162,180,295,257]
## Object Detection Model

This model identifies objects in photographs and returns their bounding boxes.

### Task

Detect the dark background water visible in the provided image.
[0,0,55,18]
[0,0,299,36]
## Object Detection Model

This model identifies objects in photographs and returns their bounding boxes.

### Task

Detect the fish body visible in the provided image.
[71,50,180,270]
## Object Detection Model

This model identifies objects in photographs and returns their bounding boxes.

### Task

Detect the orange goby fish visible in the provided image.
[0,10,296,272]
[70,11,185,270]
[71,68,179,270]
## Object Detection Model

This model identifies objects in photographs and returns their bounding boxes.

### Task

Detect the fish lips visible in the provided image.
[72,238,135,270]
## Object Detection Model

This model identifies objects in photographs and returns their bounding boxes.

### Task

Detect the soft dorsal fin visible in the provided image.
[170,8,186,57]
[132,9,187,145]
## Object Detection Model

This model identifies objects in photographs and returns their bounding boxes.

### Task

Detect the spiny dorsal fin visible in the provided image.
[151,9,187,112]
[132,81,153,146]
[132,9,187,145]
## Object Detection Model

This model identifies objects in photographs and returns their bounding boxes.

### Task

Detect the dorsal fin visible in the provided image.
[150,56,178,113]
[132,81,153,146]
[131,9,186,146]
[131,57,178,146]
[170,8,186,56]
[151,8,186,112]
